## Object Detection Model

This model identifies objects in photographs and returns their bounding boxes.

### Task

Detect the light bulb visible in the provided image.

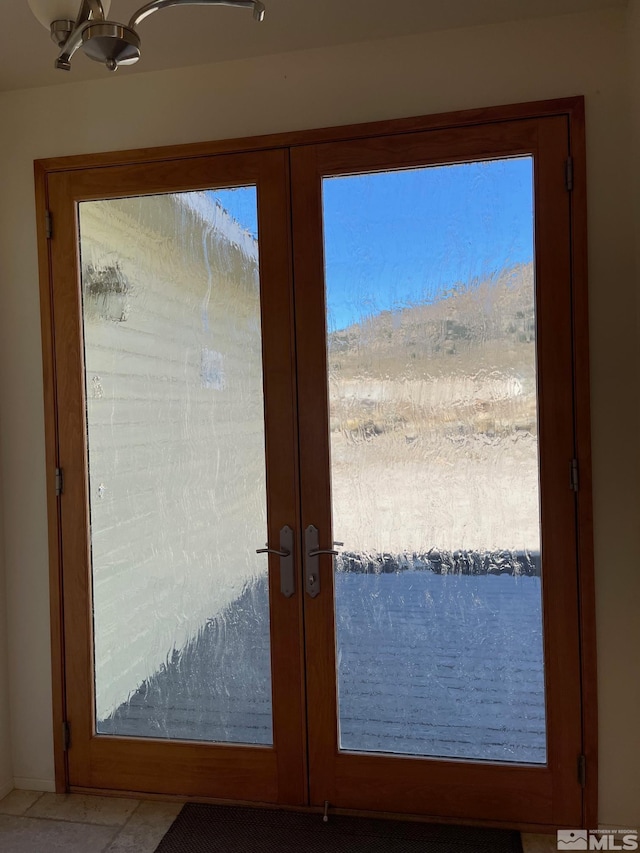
[28,0,111,28]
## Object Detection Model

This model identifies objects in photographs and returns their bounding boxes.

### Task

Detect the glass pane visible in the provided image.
[323,158,546,763]
[79,188,272,745]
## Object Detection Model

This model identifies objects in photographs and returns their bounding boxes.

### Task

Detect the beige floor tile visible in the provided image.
[25,792,139,826]
[521,832,559,852]
[0,814,117,852]
[105,801,183,852]
[0,790,44,816]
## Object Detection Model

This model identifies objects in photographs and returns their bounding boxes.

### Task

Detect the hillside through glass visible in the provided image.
[323,157,547,764]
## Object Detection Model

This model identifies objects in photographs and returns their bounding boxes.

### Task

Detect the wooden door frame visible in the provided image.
[40,149,307,803]
[35,96,596,829]
[291,114,584,829]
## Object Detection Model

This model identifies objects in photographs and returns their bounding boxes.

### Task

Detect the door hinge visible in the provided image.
[571,458,579,492]
[45,210,53,239]
[62,721,71,751]
[578,754,586,787]
[55,467,64,497]
[565,157,574,192]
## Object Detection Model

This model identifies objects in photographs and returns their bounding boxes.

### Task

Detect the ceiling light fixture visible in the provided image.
[28,0,265,72]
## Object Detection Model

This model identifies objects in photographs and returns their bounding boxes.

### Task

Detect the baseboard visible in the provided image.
[599,820,640,832]
[13,777,56,793]
[0,779,13,800]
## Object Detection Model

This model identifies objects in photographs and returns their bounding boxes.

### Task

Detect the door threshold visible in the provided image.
[68,785,561,835]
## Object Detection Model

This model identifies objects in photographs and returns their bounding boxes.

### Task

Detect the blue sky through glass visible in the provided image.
[323,157,534,332]
[207,186,259,241]
[208,156,534,332]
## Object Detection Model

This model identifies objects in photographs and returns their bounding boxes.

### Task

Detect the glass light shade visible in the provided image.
[28,0,111,28]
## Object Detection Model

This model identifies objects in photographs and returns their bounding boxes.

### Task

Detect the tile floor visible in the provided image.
[0,789,557,852]
[0,790,182,852]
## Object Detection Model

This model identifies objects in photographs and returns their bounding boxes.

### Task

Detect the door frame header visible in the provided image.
[35,97,584,174]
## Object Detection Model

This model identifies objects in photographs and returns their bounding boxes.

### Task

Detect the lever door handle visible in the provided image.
[256,525,295,597]
[256,547,290,557]
[305,525,340,598]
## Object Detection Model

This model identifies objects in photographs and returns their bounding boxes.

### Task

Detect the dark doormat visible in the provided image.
[153,803,524,852]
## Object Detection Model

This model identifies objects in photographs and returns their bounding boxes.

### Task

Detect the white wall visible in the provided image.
[0,5,638,824]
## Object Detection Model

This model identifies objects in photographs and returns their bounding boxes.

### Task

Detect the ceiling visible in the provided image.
[1,0,626,92]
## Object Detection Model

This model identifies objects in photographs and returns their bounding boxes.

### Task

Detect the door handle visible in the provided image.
[256,525,295,598]
[305,525,338,598]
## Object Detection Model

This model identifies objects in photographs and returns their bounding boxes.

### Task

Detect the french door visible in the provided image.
[40,104,591,829]
[47,150,307,805]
